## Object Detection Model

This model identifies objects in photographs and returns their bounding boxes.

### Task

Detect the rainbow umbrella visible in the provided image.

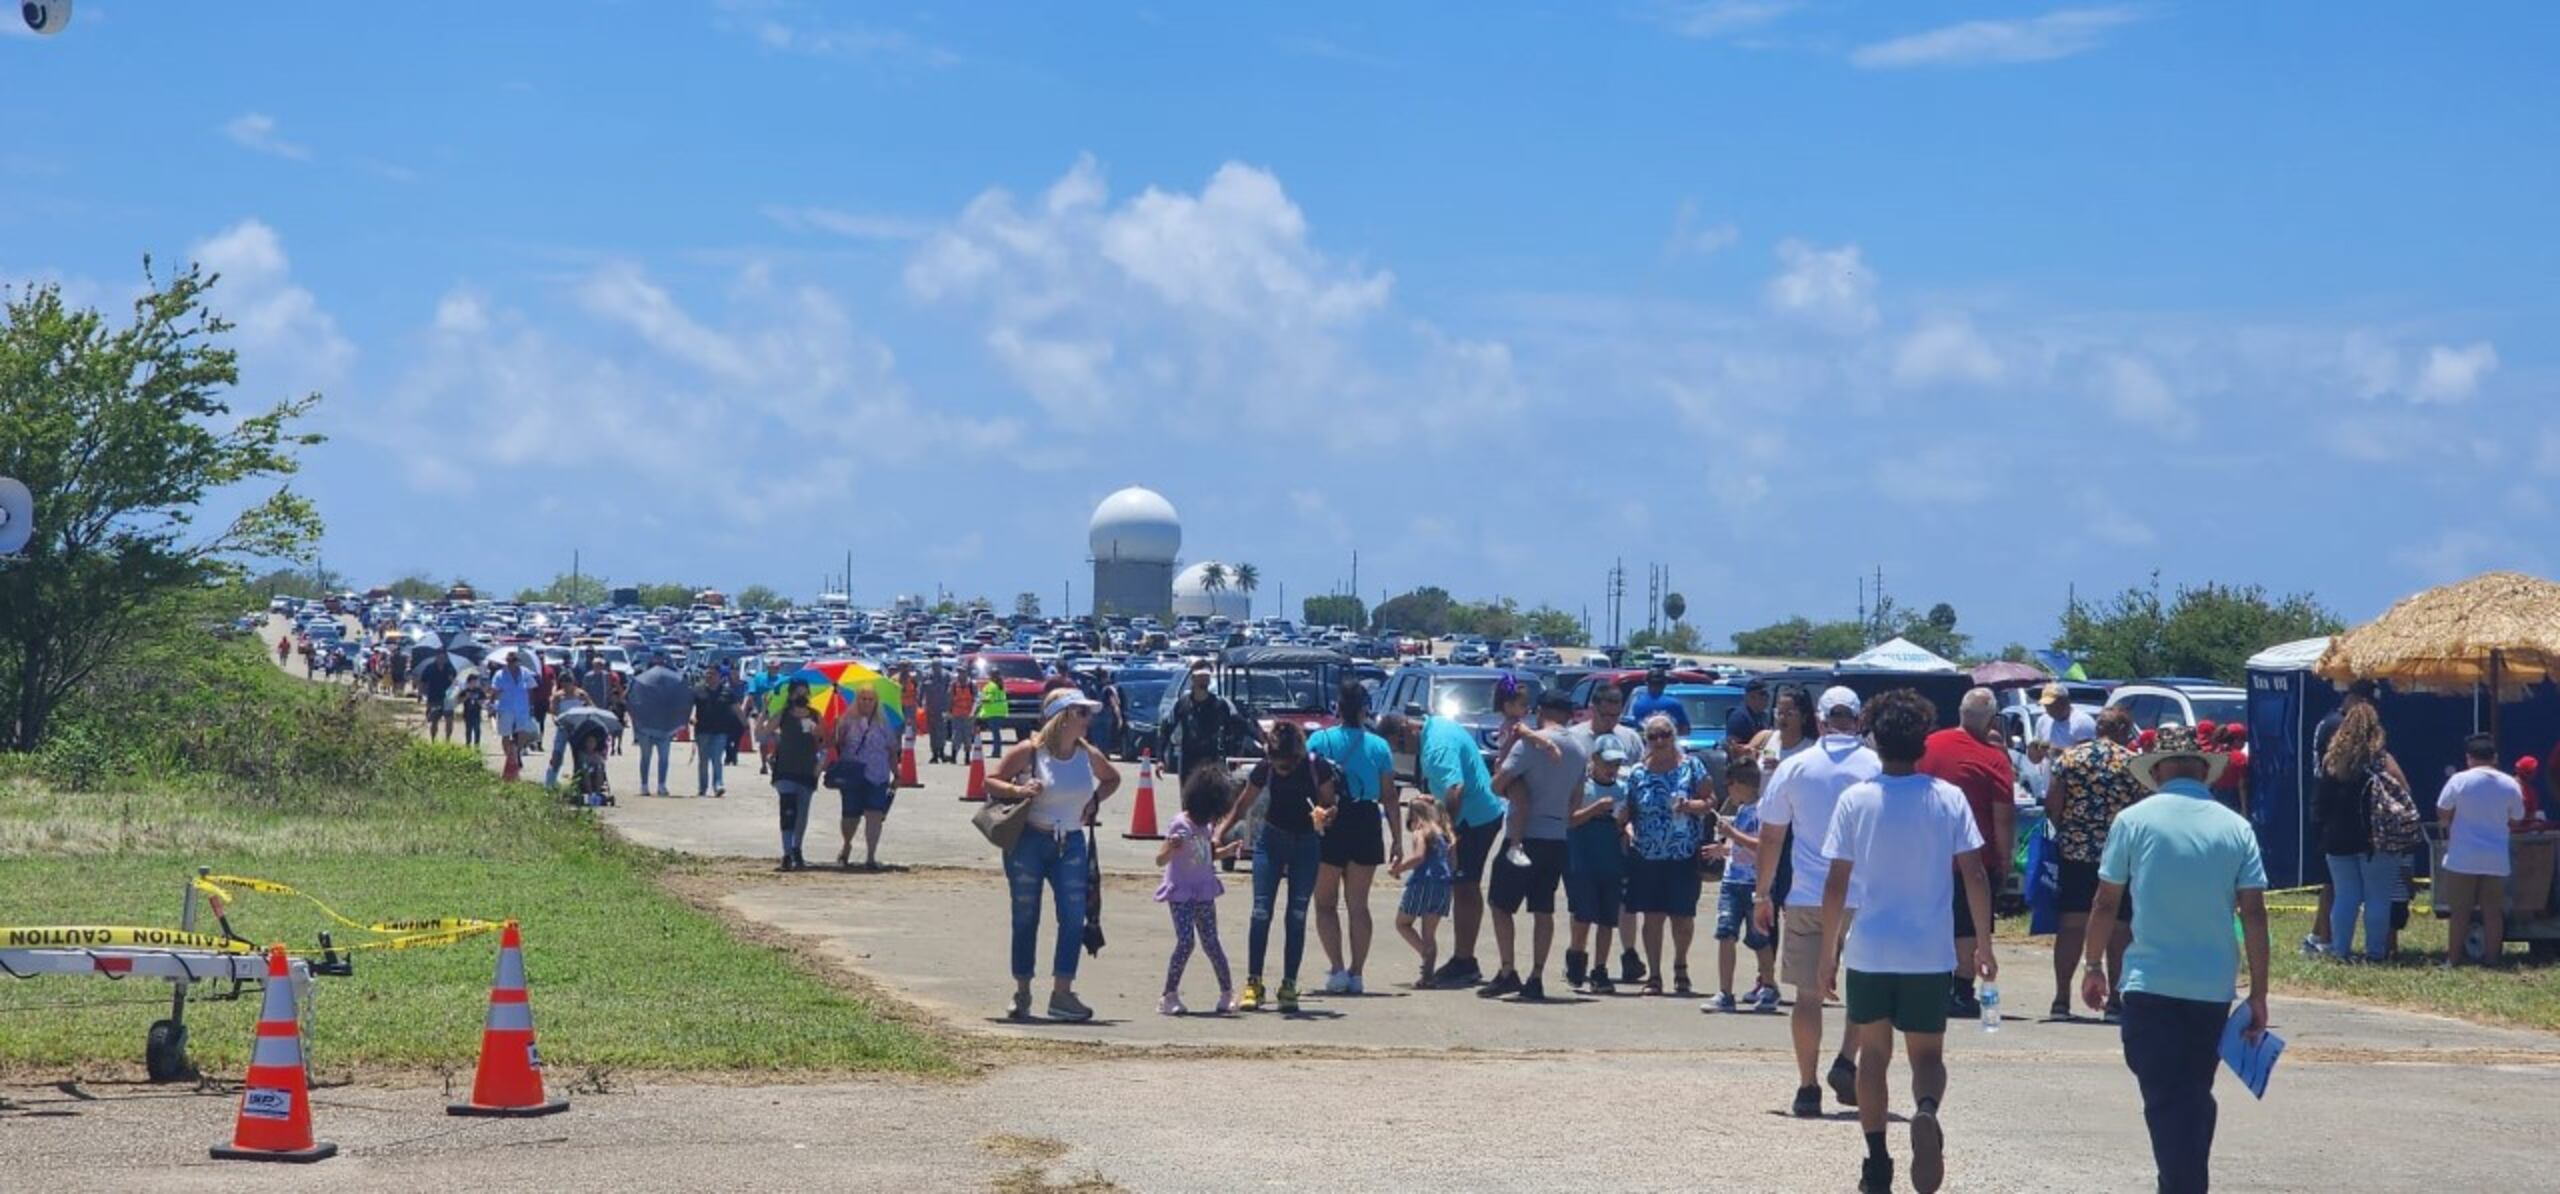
[768,658,904,732]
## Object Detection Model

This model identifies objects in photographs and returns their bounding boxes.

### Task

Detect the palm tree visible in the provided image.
[1233,563,1259,616]
[1200,562,1228,598]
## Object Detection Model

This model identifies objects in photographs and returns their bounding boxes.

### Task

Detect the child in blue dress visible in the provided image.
[1393,800,1456,988]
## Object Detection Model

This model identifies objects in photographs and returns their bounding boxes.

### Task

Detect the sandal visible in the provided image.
[1642,978,1664,997]
[1673,967,1695,996]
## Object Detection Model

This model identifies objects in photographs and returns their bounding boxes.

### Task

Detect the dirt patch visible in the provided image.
[981,1132,1069,1161]
[989,1163,1122,1193]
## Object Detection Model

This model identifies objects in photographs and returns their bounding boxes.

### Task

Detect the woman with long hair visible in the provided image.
[988,689,1124,1021]
[1309,679,1401,995]
[2316,703,2409,960]
[770,680,823,872]
[1217,719,1340,1013]
[829,686,898,870]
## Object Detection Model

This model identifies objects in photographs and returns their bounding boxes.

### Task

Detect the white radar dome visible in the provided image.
[1089,486,1181,563]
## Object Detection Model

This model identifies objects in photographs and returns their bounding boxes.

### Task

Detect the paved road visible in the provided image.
[224,617,2560,1191]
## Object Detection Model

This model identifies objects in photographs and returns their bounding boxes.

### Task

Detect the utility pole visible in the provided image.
[1350,550,1359,604]
[572,550,580,604]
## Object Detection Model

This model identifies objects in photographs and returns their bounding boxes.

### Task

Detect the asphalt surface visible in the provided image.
[133,619,2560,1191]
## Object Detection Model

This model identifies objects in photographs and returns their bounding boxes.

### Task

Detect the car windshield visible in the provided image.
[2189,695,2246,725]
[974,657,1045,684]
[1431,676,1541,719]
[1120,679,1172,714]
[1231,669,1330,712]
[1671,692,1742,732]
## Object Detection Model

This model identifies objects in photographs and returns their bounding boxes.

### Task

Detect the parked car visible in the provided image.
[1378,665,1546,763]
[2105,680,2247,733]
[1113,667,1180,762]
[959,651,1049,742]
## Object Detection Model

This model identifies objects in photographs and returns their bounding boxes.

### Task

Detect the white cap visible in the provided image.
[1818,685,1863,720]
[1042,689,1101,720]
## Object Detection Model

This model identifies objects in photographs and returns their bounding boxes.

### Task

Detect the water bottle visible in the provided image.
[1979,983,2002,1033]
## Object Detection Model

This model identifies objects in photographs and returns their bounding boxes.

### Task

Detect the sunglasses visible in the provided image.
[1645,730,1675,741]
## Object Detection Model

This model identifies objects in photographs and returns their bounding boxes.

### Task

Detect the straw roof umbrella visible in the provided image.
[2316,571,2560,737]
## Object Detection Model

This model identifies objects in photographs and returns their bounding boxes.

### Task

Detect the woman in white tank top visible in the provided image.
[988,688,1124,1023]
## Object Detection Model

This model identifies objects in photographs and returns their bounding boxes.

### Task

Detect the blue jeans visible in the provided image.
[2326,851,2402,960]
[2120,992,2227,1194]
[697,733,730,794]
[634,730,673,792]
[1005,829,1090,981]
[1249,823,1323,983]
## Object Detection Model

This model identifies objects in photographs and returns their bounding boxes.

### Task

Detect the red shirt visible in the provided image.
[1919,728,2015,867]
[2214,749,2249,797]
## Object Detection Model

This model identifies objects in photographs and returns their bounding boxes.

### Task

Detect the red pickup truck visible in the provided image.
[959,651,1050,743]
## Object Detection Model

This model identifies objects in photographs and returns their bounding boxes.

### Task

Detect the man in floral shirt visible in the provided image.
[2047,706,2144,1021]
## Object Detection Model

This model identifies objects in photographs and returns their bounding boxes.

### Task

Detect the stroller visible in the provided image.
[557,707,620,807]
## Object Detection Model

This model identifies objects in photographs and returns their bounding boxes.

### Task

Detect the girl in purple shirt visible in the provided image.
[1156,769,1240,1015]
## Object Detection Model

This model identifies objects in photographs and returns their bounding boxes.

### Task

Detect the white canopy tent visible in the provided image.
[1839,636,1961,673]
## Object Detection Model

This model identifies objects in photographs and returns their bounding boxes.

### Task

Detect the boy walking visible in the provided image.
[1564,739,1631,993]
[1816,690,1995,1194]
[1707,757,1779,1012]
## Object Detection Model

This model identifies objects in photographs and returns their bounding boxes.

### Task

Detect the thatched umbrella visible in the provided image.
[2316,570,2560,738]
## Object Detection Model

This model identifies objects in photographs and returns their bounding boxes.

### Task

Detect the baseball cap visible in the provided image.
[1041,689,1102,720]
[1594,741,1630,765]
[1818,685,1862,719]
[2039,682,2070,704]
[1646,662,1669,676]
[1188,660,1213,676]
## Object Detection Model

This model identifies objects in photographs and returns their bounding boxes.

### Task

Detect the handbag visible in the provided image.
[1081,829,1107,956]
[972,791,1034,851]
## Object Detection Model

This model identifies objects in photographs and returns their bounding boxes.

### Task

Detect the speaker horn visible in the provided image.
[0,476,32,555]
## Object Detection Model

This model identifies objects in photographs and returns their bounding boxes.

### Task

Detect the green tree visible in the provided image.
[1200,562,1228,599]
[1629,624,1705,654]
[1372,586,1456,637]
[1997,642,2033,664]
[384,572,444,602]
[1522,606,1583,647]
[1893,602,1971,662]
[1232,562,1259,616]
[2056,576,2340,682]
[1014,591,1042,619]
[1302,594,1367,629]
[517,572,607,606]
[1662,592,1687,624]
[0,267,325,750]
[737,584,789,611]
[247,565,344,601]
[631,581,695,609]
[1731,617,1866,660]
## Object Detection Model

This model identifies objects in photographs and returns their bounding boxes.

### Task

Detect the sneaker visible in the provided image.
[1007,991,1032,1021]
[1434,956,1484,986]
[1240,979,1266,1011]
[1345,973,1365,995]
[1751,983,1782,1013]
[1619,949,1647,986]
[1827,1056,1858,1108]
[1324,968,1351,995]
[1503,842,1532,869]
[1158,993,1187,1016]
[1858,1156,1894,1194]
[1477,971,1524,999]
[1564,949,1589,987]
[1215,989,1239,1014]
[1673,967,1694,996]
[1706,992,1737,1013]
[1277,982,1300,1014]
[1047,991,1094,1022]
[1911,1105,1945,1194]
[1518,975,1545,1002]
[1791,1084,1822,1119]
[1948,987,1982,1021]
[1586,972,1616,996]
[2299,933,2326,959]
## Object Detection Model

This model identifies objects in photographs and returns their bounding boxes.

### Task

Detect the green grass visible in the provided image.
[0,640,953,1078]
[2262,903,2560,1034]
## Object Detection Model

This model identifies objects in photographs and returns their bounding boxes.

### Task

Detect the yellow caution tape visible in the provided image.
[192,873,505,953]
[1,926,255,953]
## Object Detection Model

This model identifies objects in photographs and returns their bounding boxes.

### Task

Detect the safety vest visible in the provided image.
[976,680,1010,720]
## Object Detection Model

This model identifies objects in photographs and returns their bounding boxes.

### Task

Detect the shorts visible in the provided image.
[1779,905,1854,989]
[2057,858,2133,922]
[1452,818,1501,887]
[1321,799,1387,869]
[1715,885,1770,948]
[423,694,452,718]
[1488,839,1568,915]
[1953,872,1995,938]
[497,711,536,740]
[1845,969,1952,1034]
[1564,857,1625,926]
[1624,857,1702,917]
[2434,869,2506,913]
[1401,875,1452,919]
[839,773,895,817]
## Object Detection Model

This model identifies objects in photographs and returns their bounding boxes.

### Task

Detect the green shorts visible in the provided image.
[1844,969,1951,1034]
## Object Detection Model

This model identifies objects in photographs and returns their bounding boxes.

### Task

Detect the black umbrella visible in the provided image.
[409,630,487,674]
[554,705,621,740]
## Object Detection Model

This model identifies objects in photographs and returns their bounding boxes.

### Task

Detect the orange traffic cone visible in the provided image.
[898,723,920,788]
[1123,749,1163,840]
[211,945,336,1163]
[963,739,988,802]
[448,920,569,1118]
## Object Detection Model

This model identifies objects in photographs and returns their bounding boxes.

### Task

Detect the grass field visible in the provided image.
[0,639,953,1080]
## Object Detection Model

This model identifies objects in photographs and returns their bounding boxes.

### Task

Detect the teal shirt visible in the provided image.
[2098,777,2268,1004]
[1308,725,1396,803]
[1421,716,1502,829]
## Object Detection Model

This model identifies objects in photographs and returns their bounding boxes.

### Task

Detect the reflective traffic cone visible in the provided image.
[448,920,568,1118]
[963,739,988,802]
[211,945,337,1163]
[898,724,920,788]
[1123,749,1163,840]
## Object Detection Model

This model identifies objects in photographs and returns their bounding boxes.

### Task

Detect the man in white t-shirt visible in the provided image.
[1755,685,1882,1120]
[2033,682,2096,751]
[1816,689,1995,1194]
[2437,733,2528,967]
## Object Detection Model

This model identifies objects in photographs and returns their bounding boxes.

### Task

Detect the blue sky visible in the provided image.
[6,2,2554,649]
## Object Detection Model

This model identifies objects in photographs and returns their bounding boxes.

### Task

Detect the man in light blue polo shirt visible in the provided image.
[2087,723,2269,1194]
[1385,711,1503,988]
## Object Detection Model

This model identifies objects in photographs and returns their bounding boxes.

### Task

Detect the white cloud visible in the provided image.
[434,290,488,335]
[1657,1,1799,40]
[762,205,929,241]
[905,155,1506,447]
[1764,239,1877,332]
[723,0,958,68]
[1892,316,2004,387]
[2093,352,2185,433]
[1876,442,1997,506]
[2411,341,2498,403]
[188,219,352,391]
[1851,7,2143,70]
[221,113,310,161]
[2392,529,2526,585]
[1667,200,1739,257]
